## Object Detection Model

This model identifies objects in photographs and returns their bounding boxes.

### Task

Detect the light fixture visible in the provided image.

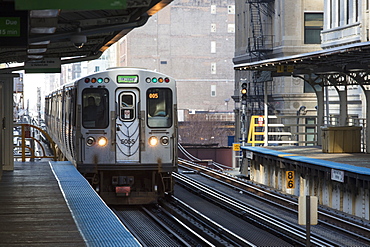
[29,41,50,46]
[70,28,87,49]
[345,63,369,72]
[86,136,96,146]
[30,10,59,18]
[30,27,56,34]
[27,48,47,54]
[27,55,43,59]
[314,66,341,75]
[97,137,108,147]
[149,136,158,146]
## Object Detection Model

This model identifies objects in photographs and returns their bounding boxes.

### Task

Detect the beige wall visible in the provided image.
[120,0,236,112]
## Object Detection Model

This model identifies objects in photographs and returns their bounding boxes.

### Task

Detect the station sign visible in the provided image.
[0,17,20,37]
[15,0,127,10]
[286,171,295,189]
[0,4,28,47]
[233,143,241,151]
[331,169,344,183]
[25,58,61,74]
[258,116,264,127]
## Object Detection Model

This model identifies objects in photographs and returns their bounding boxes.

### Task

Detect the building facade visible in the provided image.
[234,0,324,119]
[118,0,235,115]
[322,0,369,119]
[116,0,236,146]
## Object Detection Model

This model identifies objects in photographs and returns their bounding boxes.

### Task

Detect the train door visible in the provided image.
[116,89,140,162]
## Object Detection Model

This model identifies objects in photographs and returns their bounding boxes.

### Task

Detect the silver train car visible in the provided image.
[45,67,178,205]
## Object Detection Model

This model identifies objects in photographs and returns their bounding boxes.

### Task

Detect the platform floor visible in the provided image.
[0,161,85,246]
[260,146,370,169]
[0,161,140,247]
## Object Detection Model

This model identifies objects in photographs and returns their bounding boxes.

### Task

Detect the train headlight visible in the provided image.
[149,136,158,146]
[98,136,108,147]
[160,136,169,146]
[86,136,96,146]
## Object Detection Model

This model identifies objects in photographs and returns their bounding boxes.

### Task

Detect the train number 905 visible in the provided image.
[148,93,159,99]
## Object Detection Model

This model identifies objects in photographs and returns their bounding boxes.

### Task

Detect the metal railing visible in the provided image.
[247,115,318,146]
[247,115,366,150]
[13,123,57,161]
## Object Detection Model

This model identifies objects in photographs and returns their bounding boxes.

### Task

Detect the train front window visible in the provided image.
[147,88,172,128]
[119,92,135,121]
[82,88,109,128]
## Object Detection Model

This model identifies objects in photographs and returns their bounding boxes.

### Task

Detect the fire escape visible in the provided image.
[247,0,274,115]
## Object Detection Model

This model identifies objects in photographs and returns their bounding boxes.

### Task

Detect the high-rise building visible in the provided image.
[118,0,236,115]
[234,0,324,117]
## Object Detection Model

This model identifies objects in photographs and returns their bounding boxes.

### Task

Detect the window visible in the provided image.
[228,24,235,33]
[228,5,235,14]
[211,85,216,97]
[147,88,173,128]
[211,63,216,74]
[346,0,350,24]
[304,13,323,44]
[119,92,135,121]
[82,88,109,128]
[211,41,216,53]
[211,23,216,32]
[306,118,316,146]
[211,5,216,14]
[338,0,341,26]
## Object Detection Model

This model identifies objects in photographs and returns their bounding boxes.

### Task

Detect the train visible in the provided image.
[45,67,178,205]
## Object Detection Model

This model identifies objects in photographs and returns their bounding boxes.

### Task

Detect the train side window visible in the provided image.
[82,88,109,129]
[147,88,172,128]
[119,92,135,121]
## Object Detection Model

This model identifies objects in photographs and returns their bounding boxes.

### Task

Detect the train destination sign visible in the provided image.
[117,75,139,84]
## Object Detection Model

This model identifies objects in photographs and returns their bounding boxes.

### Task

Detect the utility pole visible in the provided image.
[240,81,248,146]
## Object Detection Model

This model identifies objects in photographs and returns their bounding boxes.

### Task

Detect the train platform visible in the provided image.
[0,160,140,247]
[241,145,370,220]
[242,145,370,174]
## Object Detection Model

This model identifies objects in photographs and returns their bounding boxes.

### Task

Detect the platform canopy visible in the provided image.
[234,41,370,153]
[234,41,370,82]
[0,0,172,67]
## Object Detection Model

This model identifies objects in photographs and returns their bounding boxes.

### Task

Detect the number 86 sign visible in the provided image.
[286,171,295,189]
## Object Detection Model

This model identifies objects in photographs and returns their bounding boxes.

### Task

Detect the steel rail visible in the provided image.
[162,195,257,247]
[174,172,337,247]
[178,158,370,242]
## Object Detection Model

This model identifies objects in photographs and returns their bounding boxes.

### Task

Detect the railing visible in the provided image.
[247,115,366,150]
[247,115,318,146]
[13,123,57,162]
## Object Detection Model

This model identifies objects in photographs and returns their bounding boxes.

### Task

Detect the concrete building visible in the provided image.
[117,0,235,115]
[322,0,368,119]
[233,0,324,119]
[233,1,370,146]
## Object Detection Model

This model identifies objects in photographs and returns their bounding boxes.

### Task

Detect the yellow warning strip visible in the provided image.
[278,154,299,157]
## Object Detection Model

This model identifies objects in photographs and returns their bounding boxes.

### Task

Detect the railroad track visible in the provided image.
[112,192,292,246]
[160,196,258,246]
[174,172,337,246]
[113,203,257,246]
[178,158,370,246]
[112,206,206,246]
